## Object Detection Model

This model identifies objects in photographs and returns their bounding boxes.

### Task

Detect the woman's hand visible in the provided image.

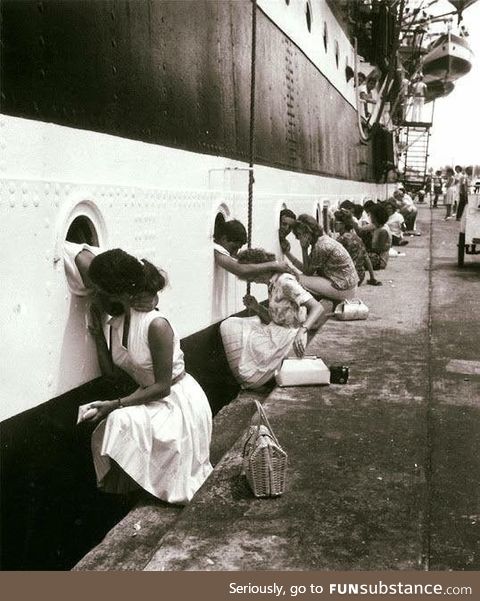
[83,400,118,422]
[131,292,159,312]
[273,260,297,276]
[293,327,308,357]
[279,237,291,253]
[243,294,259,311]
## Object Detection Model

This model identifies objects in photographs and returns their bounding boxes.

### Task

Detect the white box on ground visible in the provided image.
[275,357,330,387]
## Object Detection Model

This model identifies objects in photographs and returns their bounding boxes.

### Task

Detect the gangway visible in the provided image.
[398,118,432,191]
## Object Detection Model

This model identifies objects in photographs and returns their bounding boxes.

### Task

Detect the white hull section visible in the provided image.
[258,0,357,108]
[1,115,386,420]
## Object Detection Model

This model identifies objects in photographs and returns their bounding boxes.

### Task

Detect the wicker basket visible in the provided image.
[242,400,287,498]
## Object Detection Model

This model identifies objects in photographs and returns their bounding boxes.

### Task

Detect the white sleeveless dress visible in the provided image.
[91,310,213,505]
[62,242,213,505]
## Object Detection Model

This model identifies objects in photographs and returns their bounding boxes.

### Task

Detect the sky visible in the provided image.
[427,1,480,167]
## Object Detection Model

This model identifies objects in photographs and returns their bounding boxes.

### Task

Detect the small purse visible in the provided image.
[275,356,330,387]
[242,400,287,498]
[334,299,369,321]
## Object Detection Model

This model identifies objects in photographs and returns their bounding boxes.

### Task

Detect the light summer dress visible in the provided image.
[220,273,313,389]
[91,310,213,504]
[63,242,213,504]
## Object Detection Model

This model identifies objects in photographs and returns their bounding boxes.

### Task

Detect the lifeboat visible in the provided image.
[422,32,473,83]
[425,79,455,102]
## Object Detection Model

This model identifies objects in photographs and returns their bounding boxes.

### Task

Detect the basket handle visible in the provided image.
[253,400,281,448]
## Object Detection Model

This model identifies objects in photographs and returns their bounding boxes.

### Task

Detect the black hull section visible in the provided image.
[1,0,376,181]
[0,320,239,570]
[423,55,472,82]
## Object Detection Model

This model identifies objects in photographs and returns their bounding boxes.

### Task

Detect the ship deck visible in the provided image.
[74,204,480,571]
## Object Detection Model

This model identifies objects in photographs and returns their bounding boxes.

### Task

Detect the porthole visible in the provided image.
[335,41,340,68]
[345,62,354,83]
[306,2,312,33]
[65,215,99,245]
[323,21,328,51]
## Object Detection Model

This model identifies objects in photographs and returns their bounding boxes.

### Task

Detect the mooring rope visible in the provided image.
[246,0,257,295]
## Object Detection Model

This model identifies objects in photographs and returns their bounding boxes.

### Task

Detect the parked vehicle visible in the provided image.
[458,194,480,266]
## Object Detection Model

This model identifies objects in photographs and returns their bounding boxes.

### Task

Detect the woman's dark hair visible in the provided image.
[370,204,389,227]
[339,200,356,212]
[141,259,168,294]
[237,248,276,264]
[218,219,247,244]
[363,200,376,212]
[445,167,454,176]
[334,210,355,231]
[352,204,364,220]
[89,249,167,295]
[293,214,324,239]
[280,208,296,221]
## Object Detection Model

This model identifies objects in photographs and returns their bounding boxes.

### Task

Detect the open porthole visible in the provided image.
[66,215,99,245]
[212,202,231,246]
[55,198,107,269]
[214,212,226,241]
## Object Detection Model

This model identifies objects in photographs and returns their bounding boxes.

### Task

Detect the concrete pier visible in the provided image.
[74,205,480,571]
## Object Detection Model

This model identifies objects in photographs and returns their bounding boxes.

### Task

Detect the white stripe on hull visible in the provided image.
[1,114,387,420]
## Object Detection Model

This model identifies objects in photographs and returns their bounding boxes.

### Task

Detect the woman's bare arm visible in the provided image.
[88,302,115,377]
[120,317,175,406]
[303,297,328,331]
[85,317,176,421]
[243,295,271,324]
[215,251,288,278]
[284,250,305,272]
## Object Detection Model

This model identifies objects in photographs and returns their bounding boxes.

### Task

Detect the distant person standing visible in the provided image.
[356,72,369,119]
[411,75,427,122]
[432,170,443,208]
[444,167,456,220]
[457,166,472,221]
[399,75,411,122]
[454,165,465,219]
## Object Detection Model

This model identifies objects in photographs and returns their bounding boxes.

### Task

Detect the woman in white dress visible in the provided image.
[76,248,213,505]
[220,248,328,389]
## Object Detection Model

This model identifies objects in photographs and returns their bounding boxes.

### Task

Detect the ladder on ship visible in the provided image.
[399,121,432,191]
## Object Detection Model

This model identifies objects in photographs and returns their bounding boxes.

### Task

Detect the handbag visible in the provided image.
[275,356,330,387]
[242,400,287,498]
[334,299,369,321]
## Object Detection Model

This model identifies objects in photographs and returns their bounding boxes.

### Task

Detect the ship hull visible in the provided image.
[1,0,393,570]
[1,1,391,419]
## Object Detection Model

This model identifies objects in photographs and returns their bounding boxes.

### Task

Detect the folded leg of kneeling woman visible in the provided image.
[299,275,358,302]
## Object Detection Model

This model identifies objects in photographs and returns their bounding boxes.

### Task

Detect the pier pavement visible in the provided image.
[74,204,480,571]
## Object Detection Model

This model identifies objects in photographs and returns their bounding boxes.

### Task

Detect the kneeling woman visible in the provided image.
[83,249,213,505]
[220,248,328,389]
[283,214,359,301]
